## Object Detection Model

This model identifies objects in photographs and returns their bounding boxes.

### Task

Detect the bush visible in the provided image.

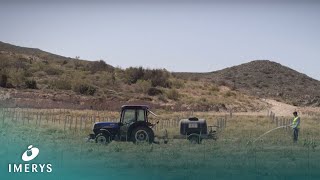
[44,66,63,75]
[88,60,113,73]
[224,91,236,97]
[210,85,220,92]
[147,87,163,96]
[73,83,96,95]
[124,67,171,88]
[190,76,199,81]
[135,80,152,94]
[171,79,185,89]
[124,67,145,84]
[25,79,37,89]
[158,94,168,102]
[147,69,171,88]
[50,79,72,90]
[0,74,8,87]
[166,89,180,100]
[217,80,227,86]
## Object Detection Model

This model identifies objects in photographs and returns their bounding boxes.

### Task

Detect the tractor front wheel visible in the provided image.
[131,127,154,144]
[95,133,111,145]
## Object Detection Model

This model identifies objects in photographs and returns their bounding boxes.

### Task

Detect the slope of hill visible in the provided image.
[0,41,268,112]
[6,41,319,111]
[204,60,320,106]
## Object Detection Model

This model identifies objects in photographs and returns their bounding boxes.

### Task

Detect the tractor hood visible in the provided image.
[93,122,119,129]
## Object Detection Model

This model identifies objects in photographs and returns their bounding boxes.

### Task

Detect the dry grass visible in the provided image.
[1,109,319,179]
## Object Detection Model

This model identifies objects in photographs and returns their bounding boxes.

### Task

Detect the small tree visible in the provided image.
[147,87,163,96]
[73,83,96,96]
[167,89,180,100]
[0,74,8,87]
[25,79,37,89]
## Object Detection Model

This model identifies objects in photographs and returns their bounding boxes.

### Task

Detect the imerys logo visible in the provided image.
[8,145,52,173]
[22,145,39,162]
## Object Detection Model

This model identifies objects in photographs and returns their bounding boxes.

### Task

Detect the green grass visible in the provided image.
[1,112,319,180]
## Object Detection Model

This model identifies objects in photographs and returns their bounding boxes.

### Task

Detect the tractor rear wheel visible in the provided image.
[95,133,111,145]
[131,127,154,144]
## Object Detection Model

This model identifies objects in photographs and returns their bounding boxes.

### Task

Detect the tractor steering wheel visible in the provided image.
[123,118,135,125]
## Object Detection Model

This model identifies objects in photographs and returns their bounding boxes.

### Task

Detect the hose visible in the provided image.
[248,124,291,144]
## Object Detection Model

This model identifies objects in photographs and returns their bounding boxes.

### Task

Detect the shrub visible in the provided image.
[158,94,168,102]
[73,83,96,95]
[44,66,63,75]
[62,60,68,65]
[25,79,37,89]
[124,67,145,84]
[50,79,72,90]
[190,76,199,81]
[135,80,152,94]
[224,91,236,97]
[14,60,28,70]
[171,79,185,89]
[217,80,227,86]
[200,97,207,102]
[147,69,171,88]
[147,87,163,96]
[0,74,8,87]
[5,69,27,88]
[124,67,171,88]
[210,85,220,92]
[88,60,113,73]
[166,89,180,100]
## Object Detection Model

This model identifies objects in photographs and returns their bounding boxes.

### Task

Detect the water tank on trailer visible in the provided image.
[180,117,207,135]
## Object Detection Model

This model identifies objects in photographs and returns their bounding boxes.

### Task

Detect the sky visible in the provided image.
[0,0,320,80]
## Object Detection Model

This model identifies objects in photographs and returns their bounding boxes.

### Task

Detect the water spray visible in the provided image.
[247,124,292,145]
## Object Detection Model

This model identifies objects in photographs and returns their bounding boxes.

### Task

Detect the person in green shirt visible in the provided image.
[291,111,300,143]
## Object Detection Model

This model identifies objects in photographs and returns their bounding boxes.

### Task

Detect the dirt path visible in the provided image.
[265,99,320,117]
[265,99,297,116]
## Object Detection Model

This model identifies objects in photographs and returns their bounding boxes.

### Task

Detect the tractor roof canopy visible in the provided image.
[121,105,150,110]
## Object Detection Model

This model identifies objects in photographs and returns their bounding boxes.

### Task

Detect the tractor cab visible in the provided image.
[118,105,154,140]
[89,105,157,144]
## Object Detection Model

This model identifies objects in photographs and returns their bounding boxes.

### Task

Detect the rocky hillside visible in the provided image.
[0,41,267,112]
[204,60,320,107]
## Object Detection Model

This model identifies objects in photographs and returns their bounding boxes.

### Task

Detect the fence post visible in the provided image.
[22,109,25,125]
[75,116,78,132]
[39,112,42,126]
[64,115,67,131]
[69,115,73,130]
[84,115,87,130]
[79,116,82,131]
[2,108,5,125]
[27,109,30,124]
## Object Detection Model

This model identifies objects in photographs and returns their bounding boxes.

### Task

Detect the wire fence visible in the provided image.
[0,107,229,133]
[267,110,293,131]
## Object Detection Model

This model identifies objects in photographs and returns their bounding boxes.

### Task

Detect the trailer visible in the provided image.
[172,117,218,144]
[87,105,217,145]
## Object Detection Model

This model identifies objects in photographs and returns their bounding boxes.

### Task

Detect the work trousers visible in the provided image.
[293,128,299,143]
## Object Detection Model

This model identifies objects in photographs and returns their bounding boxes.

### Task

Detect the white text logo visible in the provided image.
[8,145,52,173]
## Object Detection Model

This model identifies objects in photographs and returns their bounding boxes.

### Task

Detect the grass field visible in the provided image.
[1,110,319,180]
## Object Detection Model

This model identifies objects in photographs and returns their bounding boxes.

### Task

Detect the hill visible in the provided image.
[2,41,319,111]
[198,60,320,107]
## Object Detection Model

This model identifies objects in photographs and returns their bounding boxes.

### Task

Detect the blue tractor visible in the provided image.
[88,105,158,144]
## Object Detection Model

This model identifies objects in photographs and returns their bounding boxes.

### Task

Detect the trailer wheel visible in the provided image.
[188,134,202,144]
[132,127,154,144]
[95,133,111,145]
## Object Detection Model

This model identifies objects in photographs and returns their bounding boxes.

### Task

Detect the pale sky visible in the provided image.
[0,0,320,80]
